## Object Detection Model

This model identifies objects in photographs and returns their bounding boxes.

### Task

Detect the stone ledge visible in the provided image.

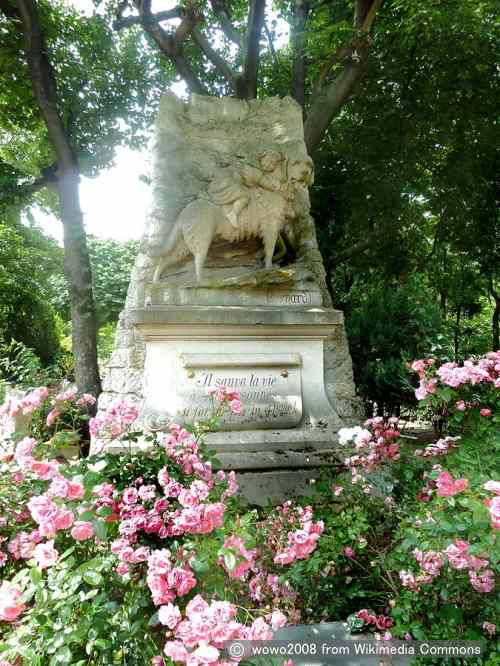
[234,469,320,505]
[203,427,340,451]
[131,305,344,327]
[215,448,338,470]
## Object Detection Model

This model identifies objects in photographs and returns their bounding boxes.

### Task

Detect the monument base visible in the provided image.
[96,305,349,502]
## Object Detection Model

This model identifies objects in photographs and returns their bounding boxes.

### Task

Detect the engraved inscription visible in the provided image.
[175,354,302,430]
[266,292,312,306]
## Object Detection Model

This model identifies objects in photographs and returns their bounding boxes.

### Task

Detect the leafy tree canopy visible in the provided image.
[0,0,168,207]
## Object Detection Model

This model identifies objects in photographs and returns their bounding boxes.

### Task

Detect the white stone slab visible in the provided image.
[141,326,339,434]
[176,353,302,429]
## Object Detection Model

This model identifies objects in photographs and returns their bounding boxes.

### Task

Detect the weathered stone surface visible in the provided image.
[97,93,360,496]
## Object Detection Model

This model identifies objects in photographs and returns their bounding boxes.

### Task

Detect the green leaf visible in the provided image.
[439,605,463,624]
[83,571,103,587]
[223,551,237,571]
[190,558,210,574]
[93,520,108,540]
[30,567,43,584]
[96,505,113,517]
[49,646,72,665]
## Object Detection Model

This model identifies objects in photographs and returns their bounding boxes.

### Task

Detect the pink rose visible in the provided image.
[71,521,94,541]
[249,617,274,641]
[14,437,37,464]
[0,581,26,622]
[54,508,75,531]
[163,641,188,662]
[480,408,491,417]
[484,481,500,495]
[158,603,182,629]
[193,644,220,663]
[488,496,500,529]
[33,540,59,569]
[268,610,287,630]
[273,550,295,565]
[48,475,70,498]
[151,657,165,666]
[186,594,209,619]
[46,408,60,427]
[436,471,469,497]
[30,460,59,480]
[483,622,496,637]
[67,481,85,500]
[229,399,243,414]
[469,568,495,593]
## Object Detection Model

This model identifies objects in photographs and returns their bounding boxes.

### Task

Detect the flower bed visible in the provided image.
[0,388,322,665]
[0,352,498,664]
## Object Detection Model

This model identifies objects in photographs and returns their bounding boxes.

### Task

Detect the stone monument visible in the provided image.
[96,93,358,503]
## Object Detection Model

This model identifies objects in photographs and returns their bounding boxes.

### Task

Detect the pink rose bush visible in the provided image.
[337,417,400,493]
[411,351,500,435]
[0,386,322,664]
[330,354,499,648]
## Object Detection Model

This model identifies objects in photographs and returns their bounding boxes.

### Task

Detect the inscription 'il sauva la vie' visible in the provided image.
[196,372,277,388]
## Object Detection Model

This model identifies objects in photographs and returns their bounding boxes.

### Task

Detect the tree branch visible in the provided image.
[240,0,266,99]
[126,2,208,96]
[291,0,310,108]
[173,11,198,49]
[113,8,181,31]
[16,0,75,171]
[209,0,242,47]
[0,168,57,208]
[304,0,383,153]
[192,27,237,91]
[332,223,384,261]
[263,21,279,71]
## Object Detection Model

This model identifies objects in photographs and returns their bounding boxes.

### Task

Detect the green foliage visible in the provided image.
[97,322,117,363]
[0,223,60,365]
[310,0,499,381]
[289,492,394,622]
[385,427,500,646]
[295,356,500,660]
[346,277,443,414]
[88,237,138,327]
[0,340,43,388]
[49,237,138,328]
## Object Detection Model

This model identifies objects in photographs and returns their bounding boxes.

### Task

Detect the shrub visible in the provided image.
[295,352,499,658]
[346,277,443,416]
[0,387,322,665]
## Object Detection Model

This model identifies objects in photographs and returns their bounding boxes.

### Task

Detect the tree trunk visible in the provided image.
[454,306,462,361]
[491,290,499,351]
[304,59,366,153]
[58,169,101,398]
[291,0,310,108]
[14,0,102,399]
[241,0,266,99]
